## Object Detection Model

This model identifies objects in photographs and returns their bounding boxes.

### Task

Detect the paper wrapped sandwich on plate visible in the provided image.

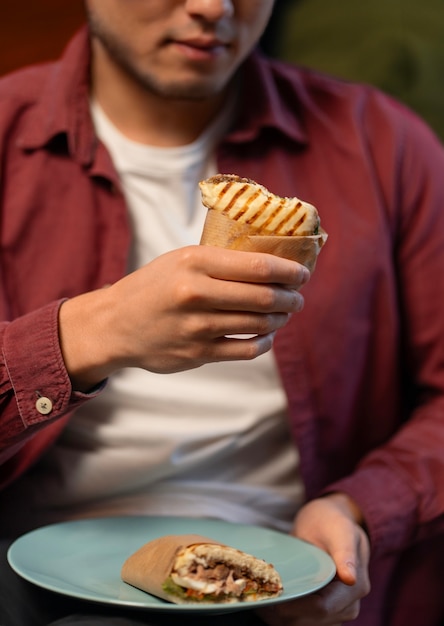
[121,534,283,604]
[199,174,327,272]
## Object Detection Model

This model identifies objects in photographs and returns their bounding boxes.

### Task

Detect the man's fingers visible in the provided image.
[195,246,310,288]
[331,527,371,590]
[213,283,305,314]
[335,558,357,586]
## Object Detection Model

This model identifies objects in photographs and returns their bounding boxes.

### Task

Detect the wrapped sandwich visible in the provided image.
[199,174,327,272]
[121,534,283,604]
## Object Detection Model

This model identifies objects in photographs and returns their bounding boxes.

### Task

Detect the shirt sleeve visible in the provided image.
[0,299,104,461]
[322,94,444,557]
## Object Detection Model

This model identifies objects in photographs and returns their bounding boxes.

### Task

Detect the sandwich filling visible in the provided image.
[163,543,283,602]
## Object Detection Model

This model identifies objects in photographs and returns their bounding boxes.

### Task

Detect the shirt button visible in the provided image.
[35,396,53,415]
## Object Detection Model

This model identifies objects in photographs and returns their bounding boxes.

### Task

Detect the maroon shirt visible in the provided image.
[1,27,444,624]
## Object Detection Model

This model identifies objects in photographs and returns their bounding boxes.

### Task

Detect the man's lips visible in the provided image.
[170,36,230,61]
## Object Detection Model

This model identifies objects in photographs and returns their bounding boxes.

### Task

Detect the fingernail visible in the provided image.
[301,267,311,284]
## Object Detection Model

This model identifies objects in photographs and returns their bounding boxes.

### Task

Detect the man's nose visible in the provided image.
[185,0,235,21]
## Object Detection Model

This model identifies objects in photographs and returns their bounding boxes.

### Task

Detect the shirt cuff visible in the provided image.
[3,299,104,429]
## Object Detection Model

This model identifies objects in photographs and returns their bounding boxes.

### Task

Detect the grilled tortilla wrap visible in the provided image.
[121,534,283,604]
[199,174,327,272]
[199,174,320,236]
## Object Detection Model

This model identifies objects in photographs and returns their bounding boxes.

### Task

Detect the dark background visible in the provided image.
[0,0,85,75]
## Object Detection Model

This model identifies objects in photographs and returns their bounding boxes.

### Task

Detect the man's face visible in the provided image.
[84,0,275,100]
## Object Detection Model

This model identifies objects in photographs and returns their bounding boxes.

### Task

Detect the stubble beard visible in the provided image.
[88,18,227,102]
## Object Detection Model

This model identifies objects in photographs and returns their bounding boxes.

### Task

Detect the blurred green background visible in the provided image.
[262,0,444,141]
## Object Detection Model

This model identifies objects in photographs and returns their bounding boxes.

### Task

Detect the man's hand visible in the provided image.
[59,245,309,390]
[258,493,371,625]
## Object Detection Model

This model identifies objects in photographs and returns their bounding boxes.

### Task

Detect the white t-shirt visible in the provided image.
[37,102,304,532]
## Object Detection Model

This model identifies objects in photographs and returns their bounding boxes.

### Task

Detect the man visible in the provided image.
[0,1,443,625]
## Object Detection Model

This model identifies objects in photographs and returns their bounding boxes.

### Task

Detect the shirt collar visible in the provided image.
[225,51,308,146]
[17,26,97,167]
[17,28,308,163]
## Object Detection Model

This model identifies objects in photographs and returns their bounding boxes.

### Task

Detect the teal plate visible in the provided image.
[8,516,336,614]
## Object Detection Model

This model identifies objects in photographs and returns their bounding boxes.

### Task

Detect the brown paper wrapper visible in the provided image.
[200,209,328,273]
[121,534,222,602]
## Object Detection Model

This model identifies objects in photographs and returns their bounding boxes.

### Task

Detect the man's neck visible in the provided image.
[90,46,230,147]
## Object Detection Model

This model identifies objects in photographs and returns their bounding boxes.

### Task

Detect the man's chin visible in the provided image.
[143,78,228,101]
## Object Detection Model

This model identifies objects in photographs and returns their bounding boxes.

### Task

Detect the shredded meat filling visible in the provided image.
[177,560,278,597]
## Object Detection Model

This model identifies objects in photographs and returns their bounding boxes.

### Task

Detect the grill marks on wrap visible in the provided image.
[200,174,318,237]
[262,199,306,234]
[227,184,250,213]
